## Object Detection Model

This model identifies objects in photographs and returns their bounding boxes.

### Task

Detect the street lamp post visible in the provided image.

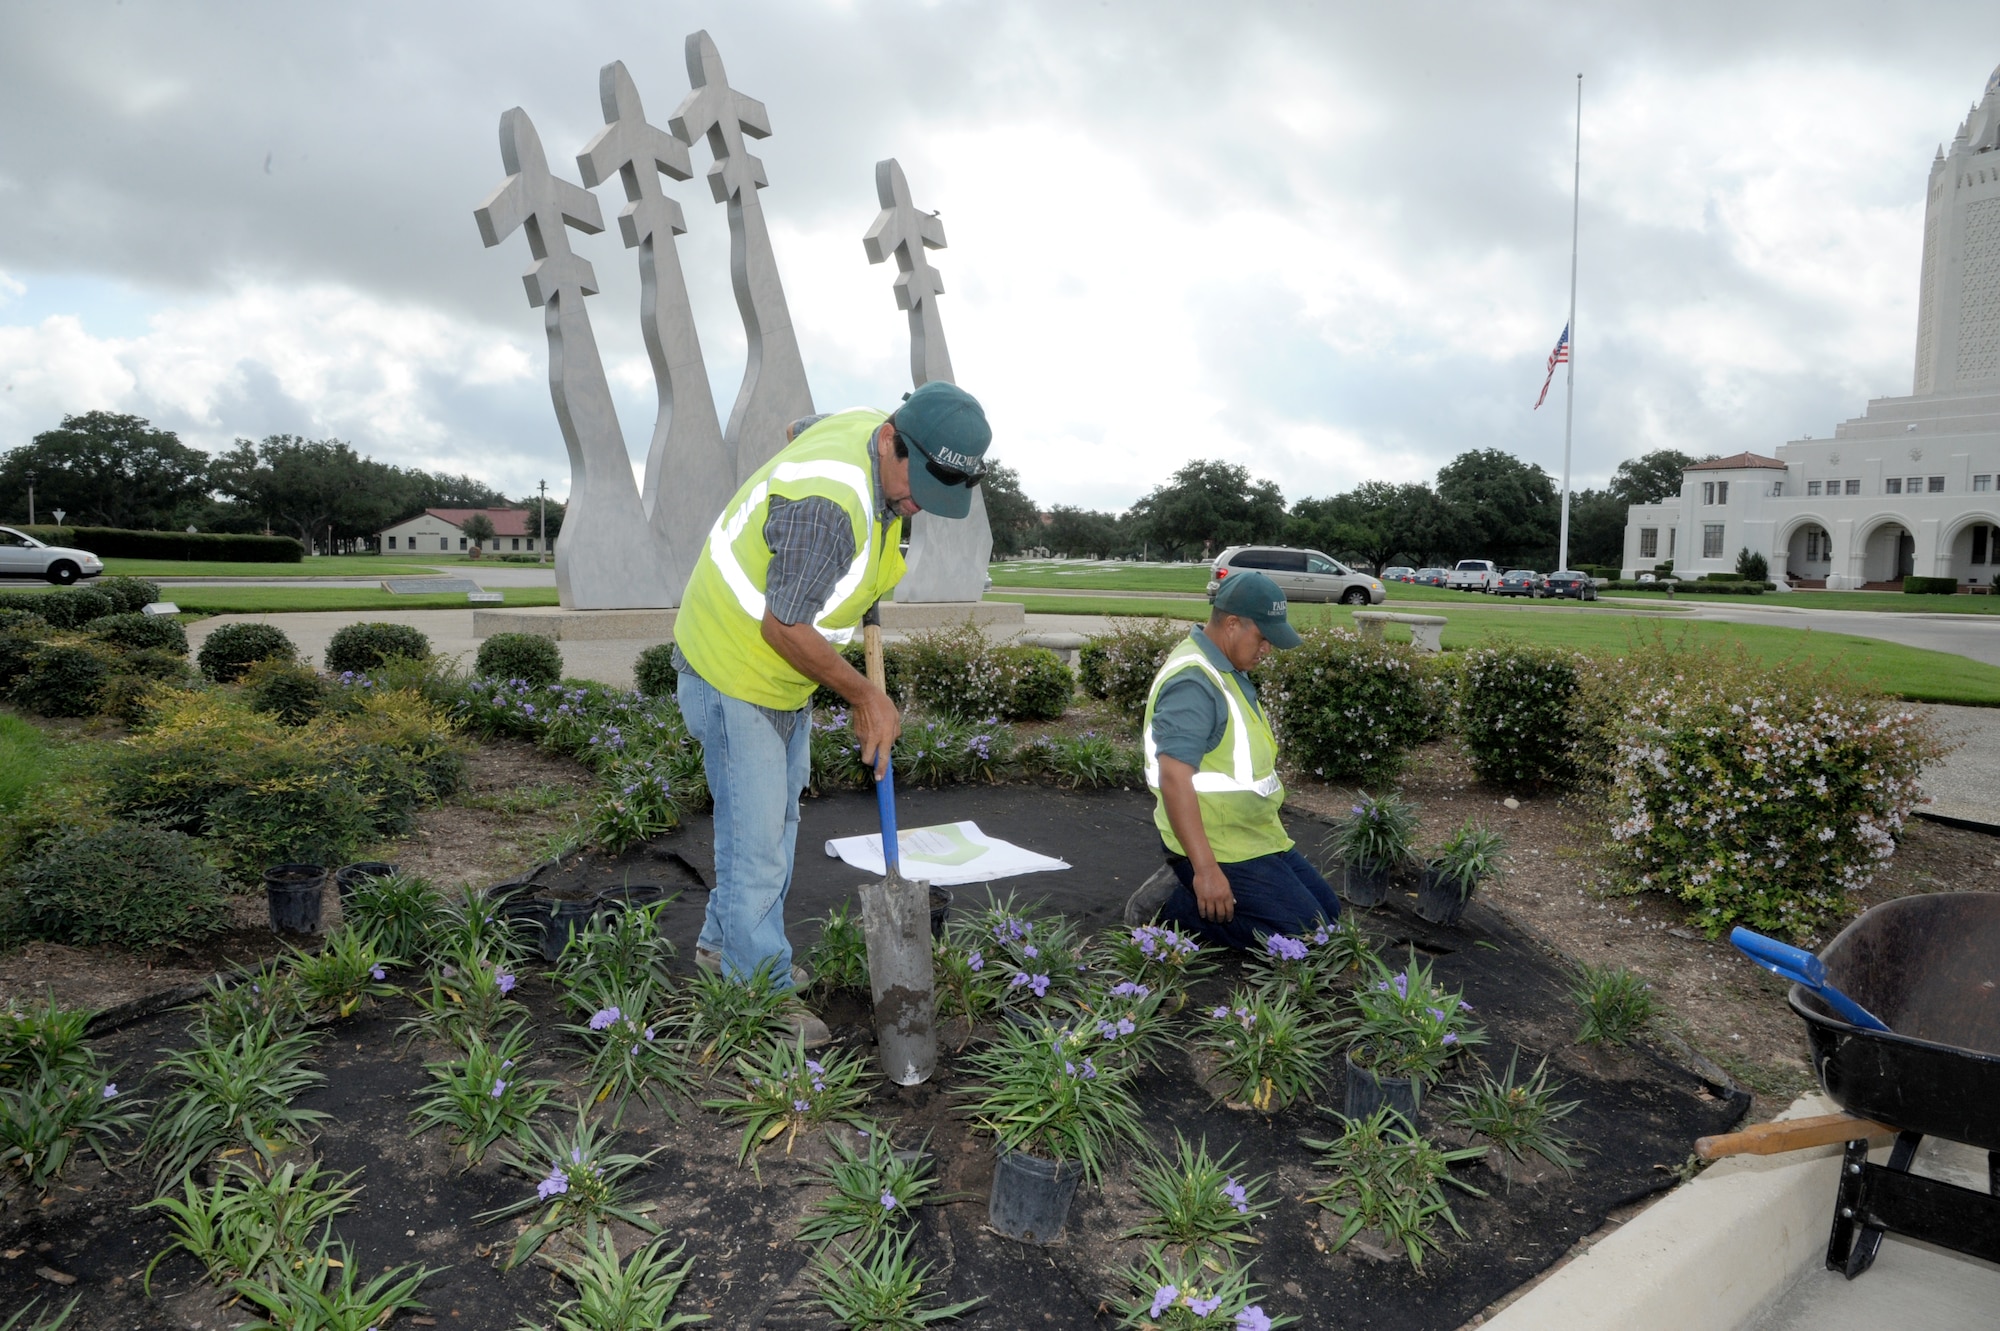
[538,480,548,564]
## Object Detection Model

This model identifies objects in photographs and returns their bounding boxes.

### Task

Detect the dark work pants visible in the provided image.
[1156,843,1342,951]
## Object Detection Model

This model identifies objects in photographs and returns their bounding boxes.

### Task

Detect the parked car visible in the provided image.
[0,526,104,585]
[1493,569,1547,598]
[1444,559,1502,592]
[1208,545,1386,605]
[1543,569,1598,601]
[1380,566,1416,583]
[1408,566,1449,587]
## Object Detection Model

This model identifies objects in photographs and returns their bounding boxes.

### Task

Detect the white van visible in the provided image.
[1444,559,1502,592]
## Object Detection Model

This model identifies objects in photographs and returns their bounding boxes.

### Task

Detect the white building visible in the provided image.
[1624,62,2000,589]
[378,507,546,556]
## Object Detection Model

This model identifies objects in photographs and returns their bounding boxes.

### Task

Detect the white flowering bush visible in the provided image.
[1608,678,1939,940]
[1456,645,1591,787]
[1080,617,1188,718]
[1257,627,1443,784]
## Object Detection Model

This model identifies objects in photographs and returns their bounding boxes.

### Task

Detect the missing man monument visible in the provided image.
[470,31,1018,636]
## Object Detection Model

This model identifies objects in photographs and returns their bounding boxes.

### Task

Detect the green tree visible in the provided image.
[1609,449,1709,505]
[0,411,214,528]
[1562,489,1628,568]
[460,513,497,556]
[208,435,410,554]
[1041,505,1130,558]
[979,463,1041,556]
[1288,481,1460,572]
[1436,449,1558,567]
[410,470,510,509]
[1129,460,1285,559]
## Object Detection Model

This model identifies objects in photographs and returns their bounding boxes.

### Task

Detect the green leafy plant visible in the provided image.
[893,712,1014,787]
[241,658,329,726]
[146,1017,328,1184]
[1308,912,1380,980]
[971,893,1087,1011]
[958,1019,1147,1186]
[91,610,187,655]
[1078,617,1186,717]
[806,902,872,994]
[797,1128,939,1248]
[682,960,793,1068]
[1455,646,1589,787]
[408,1023,557,1166]
[632,643,676,698]
[1326,792,1419,872]
[401,943,526,1046]
[1347,952,1486,1084]
[323,621,432,676]
[288,929,398,1019]
[0,995,96,1088]
[1259,627,1441,783]
[1018,729,1142,788]
[812,1231,982,1329]
[1109,1244,1292,1330]
[931,925,1005,1045]
[1426,820,1507,900]
[1122,1132,1271,1254]
[17,587,111,630]
[194,964,310,1041]
[1444,1050,1583,1170]
[229,1235,436,1331]
[0,1066,142,1195]
[555,900,677,996]
[1198,988,1340,1112]
[0,1296,77,1331]
[705,1033,873,1164]
[1091,923,1215,1002]
[1571,963,1656,1045]
[10,639,115,717]
[481,1107,662,1268]
[1243,929,1348,1010]
[6,821,228,949]
[197,622,296,683]
[341,872,446,962]
[142,1158,362,1292]
[1302,1108,1487,1270]
[476,631,564,687]
[431,884,529,969]
[561,982,691,1126]
[95,575,160,615]
[540,1230,707,1331]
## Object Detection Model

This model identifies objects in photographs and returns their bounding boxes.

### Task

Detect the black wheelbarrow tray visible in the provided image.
[1789,891,2000,1278]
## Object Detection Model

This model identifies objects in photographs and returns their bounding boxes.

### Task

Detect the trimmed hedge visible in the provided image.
[476,632,564,687]
[1257,626,1442,784]
[1457,645,1589,787]
[0,587,114,628]
[5,822,228,948]
[10,640,116,718]
[324,622,432,675]
[96,576,161,613]
[197,622,297,683]
[91,611,188,655]
[1904,576,1958,595]
[16,525,304,562]
[634,642,677,698]
[1079,618,1188,718]
[1606,580,1769,595]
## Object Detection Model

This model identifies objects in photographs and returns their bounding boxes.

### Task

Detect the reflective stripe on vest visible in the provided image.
[704,457,876,645]
[1142,650,1282,798]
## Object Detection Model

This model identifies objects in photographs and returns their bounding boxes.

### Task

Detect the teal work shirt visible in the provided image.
[1148,626,1265,769]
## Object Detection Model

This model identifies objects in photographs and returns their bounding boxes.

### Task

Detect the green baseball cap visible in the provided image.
[1212,569,1301,649]
[893,382,992,520]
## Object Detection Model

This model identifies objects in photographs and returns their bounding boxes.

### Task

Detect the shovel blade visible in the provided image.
[859,870,937,1086]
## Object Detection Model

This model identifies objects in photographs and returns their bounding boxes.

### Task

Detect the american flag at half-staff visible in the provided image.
[1534,323,1570,409]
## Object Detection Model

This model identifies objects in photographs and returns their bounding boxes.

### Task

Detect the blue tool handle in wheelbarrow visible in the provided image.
[875,759,900,879]
[1729,927,1891,1032]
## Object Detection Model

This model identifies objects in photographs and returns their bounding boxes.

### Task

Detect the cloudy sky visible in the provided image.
[1,1,1996,512]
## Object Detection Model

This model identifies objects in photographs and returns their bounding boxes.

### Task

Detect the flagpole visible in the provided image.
[1558,73,1581,572]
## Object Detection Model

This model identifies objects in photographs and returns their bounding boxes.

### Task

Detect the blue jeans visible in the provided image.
[676,670,811,990]
[1157,845,1342,951]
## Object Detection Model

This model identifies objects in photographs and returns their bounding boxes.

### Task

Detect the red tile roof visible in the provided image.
[1685,452,1787,472]
[420,507,535,536]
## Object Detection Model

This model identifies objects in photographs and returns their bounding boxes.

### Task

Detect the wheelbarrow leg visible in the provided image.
[1828,1131,1923,1279]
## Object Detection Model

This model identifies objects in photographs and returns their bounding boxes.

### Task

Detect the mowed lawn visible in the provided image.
[98,555,503,578]
[165,586,562,614]
[983,591,2000,705]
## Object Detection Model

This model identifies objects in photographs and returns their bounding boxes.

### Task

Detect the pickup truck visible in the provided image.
[1444,559,1501,592]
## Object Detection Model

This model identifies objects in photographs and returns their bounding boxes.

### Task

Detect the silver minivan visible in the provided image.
[1207,545,1386,605]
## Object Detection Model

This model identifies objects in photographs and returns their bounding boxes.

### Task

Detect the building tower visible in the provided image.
[1914,63,2000,396]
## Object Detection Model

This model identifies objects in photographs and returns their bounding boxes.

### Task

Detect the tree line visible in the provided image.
[982,449,1705,571]
[0,412,563,554]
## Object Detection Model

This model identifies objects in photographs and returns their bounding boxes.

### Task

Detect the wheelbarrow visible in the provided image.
[1707,893,2000,1279]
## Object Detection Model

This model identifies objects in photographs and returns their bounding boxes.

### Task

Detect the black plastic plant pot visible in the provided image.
[988,1145,1085,1244]
[1341,861,1394,908]
[264,864,327,935]
[334,861,399,902]
[1412,868,1473,927]
[929,885,954,941]
[1344,1049,1421,1124]
[592,883,671,911]
[540,900,598,963]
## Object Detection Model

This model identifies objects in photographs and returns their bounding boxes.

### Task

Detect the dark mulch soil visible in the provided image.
[2,787,1744,1330]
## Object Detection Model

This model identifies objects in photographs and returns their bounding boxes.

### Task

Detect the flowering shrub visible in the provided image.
[1199,987,1341,1112]
[868,622,1077,722]
[1111,1245,1291,1330]
[483,1109,662,1267]
[402,943,527,1046]
[1257,627,1440,783]
[1092,923,1215,1001]
[408,1023,556,1165]
[561,983,690,1126]
[1456,645,1590,787]
[1019,729,1143,788]
[588,754,678,852]
[933,919,1007,1038]
[0,999,141,1195]
[959,1018,1147,1184]
[1123,1132,1272,1254]
[1348,954,1485,1083]
[475,632,563,688]
[1327,791,1419,872]
[798,1127,940,1248]
[974,894,1087,1009]
[1302,1107,1486,1271]
[1607,676,1937,940]
[1079,617,1187,718]
[288,929,397,1019]
[1243,926,1350,1009]
[703,1033,872,1161]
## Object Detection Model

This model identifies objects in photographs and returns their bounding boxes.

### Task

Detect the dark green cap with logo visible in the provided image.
[1212,569,1301,648]
[894,382,992,519]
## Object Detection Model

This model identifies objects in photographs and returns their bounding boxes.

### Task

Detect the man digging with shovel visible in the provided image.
[1123,570,1343,948]
[670,383,993,1047]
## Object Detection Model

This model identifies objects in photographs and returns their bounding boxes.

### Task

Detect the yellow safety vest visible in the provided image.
[676,410,907,709]
[1142,636,1292,863]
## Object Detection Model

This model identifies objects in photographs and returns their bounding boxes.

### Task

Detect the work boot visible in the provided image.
[1122,865,1181,927]
[695,947,811,990]
[781,1002,832,1049]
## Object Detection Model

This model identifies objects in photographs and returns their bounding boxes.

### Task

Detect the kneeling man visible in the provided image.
[1125,570,1341,947]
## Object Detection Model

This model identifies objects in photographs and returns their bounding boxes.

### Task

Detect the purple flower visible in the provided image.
[1028,973,1050,998]
[501,1059,514,1069]
[1150,1286,1179,1318]
[1211,1005,1230,1019]
[1459,1000,1474,1012]
[792,1098,810,1113]
[1223,1177,1249,1214]
[1443,1032,1459,1046]
[967,951,984,972]
[537,1167,569,1200]
[1081,1057,1097,1079]
[643,1027,655,1041]
[1427,1007,1447,1021]
[805,1059,824,1075]
[1109,981,1149,999]
[1022,943,1039,959]
[1190,1295,1223,1317]
[1264,933,1307,962]
[101,1083,118,1099]
[589,1007,620,1030]
[1236,1308,1273,1331]
[491,1079,507,1098]
[880,1190,898,1211]
[369,965,386,981]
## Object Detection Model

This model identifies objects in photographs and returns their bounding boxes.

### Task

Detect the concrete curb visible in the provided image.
[1483,1095,1853,1331]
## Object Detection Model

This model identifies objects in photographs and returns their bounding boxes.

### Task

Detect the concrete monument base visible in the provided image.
[473,599,1021,640]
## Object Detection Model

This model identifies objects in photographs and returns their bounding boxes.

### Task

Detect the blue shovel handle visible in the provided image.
[875,758,899,878]
[1729,927,1891,1033]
